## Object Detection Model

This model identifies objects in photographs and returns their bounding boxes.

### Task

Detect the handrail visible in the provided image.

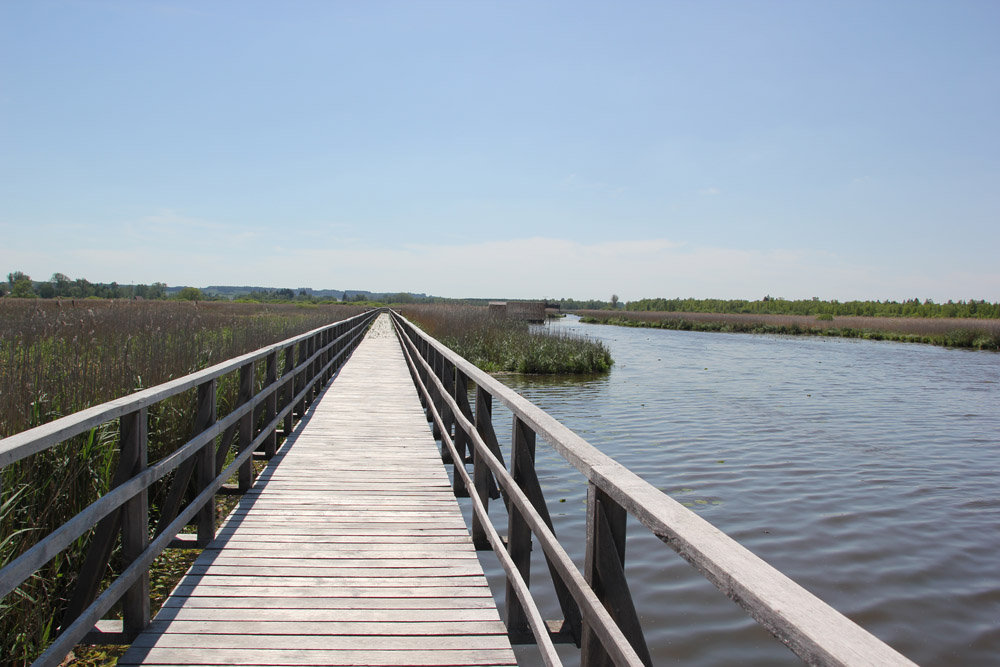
[392,313,645,667]
[0,309,379,667]
[389,310,918,667]
[0,315,372,468]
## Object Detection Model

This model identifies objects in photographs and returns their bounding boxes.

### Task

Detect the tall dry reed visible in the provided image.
[400,304,613,373]
[575,310,1000,349]
[0,299,366,665]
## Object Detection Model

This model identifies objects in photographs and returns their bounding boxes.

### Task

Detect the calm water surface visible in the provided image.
[454,316,1000,666]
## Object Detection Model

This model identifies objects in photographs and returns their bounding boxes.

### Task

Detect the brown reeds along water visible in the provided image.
[0,299,369,663]
[455,315,1000,666]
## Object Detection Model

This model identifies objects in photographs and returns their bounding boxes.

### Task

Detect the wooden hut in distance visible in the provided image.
[488,301,546,323]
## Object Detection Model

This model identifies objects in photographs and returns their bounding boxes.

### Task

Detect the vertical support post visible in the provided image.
[322,329,332,382]
[264,351,278,458]
[417,338,428,409]
[121,407,149,636]
[303,337,312,403]
[471,386,493,549]
[295,340,307,418]
[195,379,217,547]
[334,322,344,372]
[581,484,653,667]
[237,361,254,492]
[439,358,455,463]
[311,333,321,397]
[475,386,505,502]
[282,346,295,438]
[452,370,472,498]
[430,347,442,438]
[505,416,535,638]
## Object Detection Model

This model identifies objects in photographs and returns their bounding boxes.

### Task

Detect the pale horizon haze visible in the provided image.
[1,1,998,302]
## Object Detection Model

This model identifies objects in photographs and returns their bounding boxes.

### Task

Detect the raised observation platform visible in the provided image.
[118,316,515,666]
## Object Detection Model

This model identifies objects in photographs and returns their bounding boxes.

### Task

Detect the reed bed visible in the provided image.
[0,299,366,665]
[399,304,613,374]
[575,310,1000,350]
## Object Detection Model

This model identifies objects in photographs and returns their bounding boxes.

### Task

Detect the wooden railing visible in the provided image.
[389,310,918,667]
[0,309,378,667]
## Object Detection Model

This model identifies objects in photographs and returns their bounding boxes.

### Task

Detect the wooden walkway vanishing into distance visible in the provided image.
[118,315,516,666]
[1,308,920,667]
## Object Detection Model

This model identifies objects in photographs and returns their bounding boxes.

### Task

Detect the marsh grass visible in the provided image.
[0,300,366,665]
[400,305,613,373]
[576,310,1000,350]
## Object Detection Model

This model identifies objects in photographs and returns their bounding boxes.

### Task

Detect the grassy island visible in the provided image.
[400,305,613,374]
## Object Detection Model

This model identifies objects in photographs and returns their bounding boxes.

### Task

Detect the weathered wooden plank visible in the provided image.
[171,575,489,587]
[191,557,478,568]
[159,596,500,610]
[152,606,503,622]
[145,619,508,635]
[186,565,484,577]
[208,536,473,545]
[118,647,516,666]
[195,548,479,559]
[170,585,494,598]
[128,633,514,650]
[119,316,513,667]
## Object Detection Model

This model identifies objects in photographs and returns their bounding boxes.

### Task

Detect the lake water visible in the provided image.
[452,316,1000,666]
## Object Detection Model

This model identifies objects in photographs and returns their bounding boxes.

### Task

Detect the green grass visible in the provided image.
[400,305,613,374]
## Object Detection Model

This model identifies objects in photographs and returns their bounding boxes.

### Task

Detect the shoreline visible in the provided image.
[574,311,1000,351]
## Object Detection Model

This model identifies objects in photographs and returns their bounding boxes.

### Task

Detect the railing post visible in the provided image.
[429,347,442,438]
[237,362,254,492]
[311,332,322,397]
[195,378,217,547]
[59,409,149,633]
[475,386,505,503]
[505,415,535,638]
[452,370,473,498]
[120,407,149,636]
[282,346,295,438]
[264,351,278,458]
[322,329,332,383]
[439,358,456,463]
[295,340,308,418]
[471,386,497,549]
[581,484,652,667]
[304,336,316,408]
[418,338,428,409]
[334,322,345,372]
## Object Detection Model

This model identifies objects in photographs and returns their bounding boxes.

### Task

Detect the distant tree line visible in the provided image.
[0,271,455,306]
[2,271,172,300]
[624,296,1000,319]
[555,297,623,311]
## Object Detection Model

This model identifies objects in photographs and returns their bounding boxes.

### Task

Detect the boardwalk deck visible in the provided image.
[119,316,516,666]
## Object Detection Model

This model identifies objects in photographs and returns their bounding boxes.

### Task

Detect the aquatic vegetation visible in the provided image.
[400,305,613,374]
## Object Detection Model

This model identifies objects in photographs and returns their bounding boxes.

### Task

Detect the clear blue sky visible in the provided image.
[2,1,997,301]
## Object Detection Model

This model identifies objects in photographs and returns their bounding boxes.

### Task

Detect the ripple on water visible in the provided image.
[494,318,1000,666]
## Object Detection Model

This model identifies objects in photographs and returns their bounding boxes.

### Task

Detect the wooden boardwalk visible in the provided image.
[119,317,516,666]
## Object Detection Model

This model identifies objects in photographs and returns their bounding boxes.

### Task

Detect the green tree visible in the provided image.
[7,270,28,286]
[10,277,36,298]
[176,286,203,301]
[50,272,72,296]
